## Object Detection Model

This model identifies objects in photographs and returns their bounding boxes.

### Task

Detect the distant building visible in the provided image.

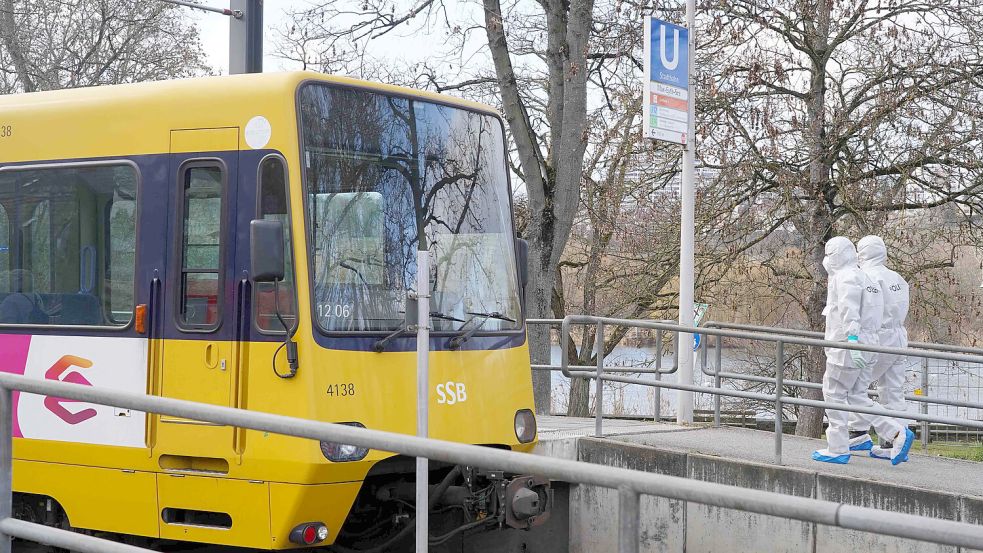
[623,166,720,200]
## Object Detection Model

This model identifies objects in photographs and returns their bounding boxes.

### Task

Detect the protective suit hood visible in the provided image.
[823,236,858,274]
[857,235,887,268]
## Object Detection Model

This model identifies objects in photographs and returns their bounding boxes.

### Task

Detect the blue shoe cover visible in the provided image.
[869,446,890,460]
[870,446,907,462]
[891,428,915,466]
[849,439,873,451]
[812,450,850,464]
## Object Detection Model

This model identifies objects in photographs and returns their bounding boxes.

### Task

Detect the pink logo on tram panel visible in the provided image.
[0,334,32,437]
[43,355,97,425]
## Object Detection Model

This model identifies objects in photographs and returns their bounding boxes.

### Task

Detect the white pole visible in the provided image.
[415,249,430,552]
[676,0,697,424]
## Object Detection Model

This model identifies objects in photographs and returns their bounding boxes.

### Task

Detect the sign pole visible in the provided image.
[643,6,696,423]
[677,0,696,424]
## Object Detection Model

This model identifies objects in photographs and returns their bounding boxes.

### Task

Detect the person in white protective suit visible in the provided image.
[846,235,912,460]
[812,236,915,465]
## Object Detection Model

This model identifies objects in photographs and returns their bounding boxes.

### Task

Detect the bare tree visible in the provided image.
[277,0,983,427]
[700,0,983,436]
[279,0,609,413]
[275,0,765,417]
[0,0,210,94]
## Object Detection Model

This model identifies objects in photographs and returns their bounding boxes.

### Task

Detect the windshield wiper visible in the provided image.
[448,311,516,350]
[374,310,466,353]
[465,311,516,323]
[430,311,466,323]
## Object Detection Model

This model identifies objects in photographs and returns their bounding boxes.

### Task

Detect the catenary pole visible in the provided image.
[676,0,696,423]
[415,250,430,552]
[229,0,263,74]
[156,1,260,74]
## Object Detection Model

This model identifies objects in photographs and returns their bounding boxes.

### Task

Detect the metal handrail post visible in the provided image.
[701,335,708,375]
[655,329,663,372]
[775,342,784,466]
[618,485,640,553]
[674,330,680,372]
[714,335,722,428]
[0,386,12,553]
[921,358,929,450]
[595,321,605,438]
[560,317,574,377]
[654,372,662,422]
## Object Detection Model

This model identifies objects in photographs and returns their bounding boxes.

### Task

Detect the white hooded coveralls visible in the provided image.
[848,235,912,433]
[821,237,903,455]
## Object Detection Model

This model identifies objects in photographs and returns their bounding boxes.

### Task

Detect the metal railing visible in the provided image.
[530,316,983,466]
[527,318,680,434]
[700,321,983,448]
[5,369,983,552]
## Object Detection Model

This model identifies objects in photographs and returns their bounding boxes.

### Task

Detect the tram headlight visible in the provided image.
[514,409,537,443]
[320,422,369,462]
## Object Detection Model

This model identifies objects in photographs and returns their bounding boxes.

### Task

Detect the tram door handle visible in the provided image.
[204,343,225,371]
[148,276,161,339]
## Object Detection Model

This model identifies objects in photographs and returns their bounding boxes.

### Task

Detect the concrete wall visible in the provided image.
[567,438,983,553]
[686,453,815,553]
[574,441,687,552]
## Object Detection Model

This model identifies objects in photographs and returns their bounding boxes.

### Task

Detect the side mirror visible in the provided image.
[250,219,285,282]
[515,238,529,290]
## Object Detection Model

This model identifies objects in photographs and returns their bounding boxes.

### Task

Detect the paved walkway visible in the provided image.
[538,416,983,497]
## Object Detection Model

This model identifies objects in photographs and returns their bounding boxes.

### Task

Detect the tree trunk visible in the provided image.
[794,3,833,438]
[526,251,557,414]
[567,350,593,417]
[796,240,830,437]
[0,0,37,92]
[483,0,593,414]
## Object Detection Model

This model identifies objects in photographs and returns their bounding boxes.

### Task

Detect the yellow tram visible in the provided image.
[0,71,545,550]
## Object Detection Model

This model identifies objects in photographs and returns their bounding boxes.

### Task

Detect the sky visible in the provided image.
[192,0,443,75]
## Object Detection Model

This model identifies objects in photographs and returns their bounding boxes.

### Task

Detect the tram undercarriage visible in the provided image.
[333,457,552,552]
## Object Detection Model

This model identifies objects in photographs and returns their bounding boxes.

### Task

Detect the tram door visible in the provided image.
[155,128,240,464]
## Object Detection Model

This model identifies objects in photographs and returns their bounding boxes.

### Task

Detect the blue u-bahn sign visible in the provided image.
[644,17,690,145]
[648,18,689,88]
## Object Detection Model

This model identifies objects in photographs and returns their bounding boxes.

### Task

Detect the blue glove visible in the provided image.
[847,335,866,369]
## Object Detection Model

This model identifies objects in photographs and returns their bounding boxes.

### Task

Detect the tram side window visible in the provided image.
[255,157,295,332]
[179,165,224,329]
[0,165,138,327]
[108,193,137,322]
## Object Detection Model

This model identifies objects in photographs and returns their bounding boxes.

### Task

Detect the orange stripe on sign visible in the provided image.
[656,95,687,111]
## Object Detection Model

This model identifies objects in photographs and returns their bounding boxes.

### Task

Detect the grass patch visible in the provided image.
[865,430,983,462]
[922,443,983,462]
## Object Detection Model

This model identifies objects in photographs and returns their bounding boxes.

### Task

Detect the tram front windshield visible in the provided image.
[298,84,522,333]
